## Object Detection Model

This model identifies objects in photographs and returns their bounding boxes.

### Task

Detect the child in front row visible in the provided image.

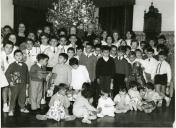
[5,50,30,116]
[36,83,75,121]
[30,53,49,111]
[114,86,131,113]
[73,83,97,124]
[97,90,115,117]
[140,82,162,113]
[128,81,142,111]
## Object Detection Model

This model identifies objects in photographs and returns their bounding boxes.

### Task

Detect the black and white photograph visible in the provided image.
[0,0,175,127]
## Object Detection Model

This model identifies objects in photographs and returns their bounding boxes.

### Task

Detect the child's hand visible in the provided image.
[46,72,52,81]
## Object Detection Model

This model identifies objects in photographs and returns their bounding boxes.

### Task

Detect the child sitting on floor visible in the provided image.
[114,87,132,113]
[140,82,162,113]
[73,83,97,124]
[97,90,115,117]
[36,83,75,121]
[128,81,142,111]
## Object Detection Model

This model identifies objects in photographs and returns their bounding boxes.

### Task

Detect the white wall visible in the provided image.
[133,0,174,31]
[1,0,14,28]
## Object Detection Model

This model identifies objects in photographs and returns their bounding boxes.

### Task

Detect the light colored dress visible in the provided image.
[97,96,115,117]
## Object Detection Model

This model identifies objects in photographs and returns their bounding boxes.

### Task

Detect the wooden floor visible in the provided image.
[1,97,175,127]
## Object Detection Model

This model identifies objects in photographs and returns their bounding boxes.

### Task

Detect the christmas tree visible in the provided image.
[47,0,96,32]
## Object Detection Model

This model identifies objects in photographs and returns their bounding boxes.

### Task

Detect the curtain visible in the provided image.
[14,5,49,32]
[99,6,134,37]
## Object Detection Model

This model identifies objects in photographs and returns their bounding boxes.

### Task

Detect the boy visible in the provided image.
[96,46,115,94]
[69,57,90,90]
[110,45,117,59]
[40,33,50,53]
[153,51,171,107]
[143,47,158,83]
[23,39,41,70]
[66,47,75,65]
[58,35,69,53]
[30,53,49,111]
[5,50,29,116]
[75,46,84,60]
[131,39,139,52]
[68,34,78,50]
[1,41,15,112]
[79,43,97,82]
[44,36,59,68]
[52,53,72,86]
[93,44,102,60]
[113,46,130,97]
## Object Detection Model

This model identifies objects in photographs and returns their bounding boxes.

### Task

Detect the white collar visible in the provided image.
[84,52,92,57]
[110,54,116,59]
[103,56,109,62]
[16,61,23,66]
[37,63,42,68]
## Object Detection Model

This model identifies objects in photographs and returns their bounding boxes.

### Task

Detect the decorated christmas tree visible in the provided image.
[47,0,97,33]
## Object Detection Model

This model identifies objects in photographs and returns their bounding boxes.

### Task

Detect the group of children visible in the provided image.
[0,23,174,124]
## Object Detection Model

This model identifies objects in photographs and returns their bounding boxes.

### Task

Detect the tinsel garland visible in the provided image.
[47,0,97,32]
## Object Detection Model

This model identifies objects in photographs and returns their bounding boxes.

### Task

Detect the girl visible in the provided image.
[36,84,75,121]
[97,90,115,117]
[16,23,26,46]
[73,83,97,124]
[140,82,162,113]
[128,81,142,111]
[114,87,132,113]
[101,30,108,45]
[112,31,122,48]
[106,35,113,47]
[131,39,139,51]
[125,31,136,46]
[153,51,171,107]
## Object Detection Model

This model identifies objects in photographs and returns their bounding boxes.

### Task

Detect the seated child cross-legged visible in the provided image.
[73,83,97,124]
[97,90,115,117]
[128,81,142,111]
[36,83,75,121]
[140,82,162,113]
[114,87,132,113]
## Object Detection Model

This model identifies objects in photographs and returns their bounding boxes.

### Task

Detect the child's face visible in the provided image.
[41,36,49,45]
[4,28,11,35]
[140,43,145,49]
[113,32,119,40]
[85,45,92,54]
[69,36,77,43]
[71,64,78,69]
[78,23,84,30]
[158,55,166,62]
[95,48,101,55]
[136,51,142,59]
[59,38,67,46]
[41,58,48,66]
[110,47,117,56]
[117,51,124,57]
[119,90,126,95]
[120,40,127,46]
[18,23,25,33]
[44,27,50,34]
[126,31,132,39]
[158,38,165,45]
[77,49,83,56]
[9,35,16,44]
[37,29,43,36]
[129,55,136,62]
[26,41,33,50]
[70,27,76,34]
[93,39,100,45]
[49,39,58,47]
[102,31,107,39]
[59,89,66,95]
[107,36,113,44]
[58,56,66,64]
[126,49,131,56]
[67,50,75,58]
[14,52,23,62]
[27,33,35,41]
[83,41,89,47]
[59,31,66,36]
[102,50,110,57]
[132,86,137,91]
[131,42,138,49]
[4,44,13,55]
[147,52,153,58]
[149,40,155,47]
